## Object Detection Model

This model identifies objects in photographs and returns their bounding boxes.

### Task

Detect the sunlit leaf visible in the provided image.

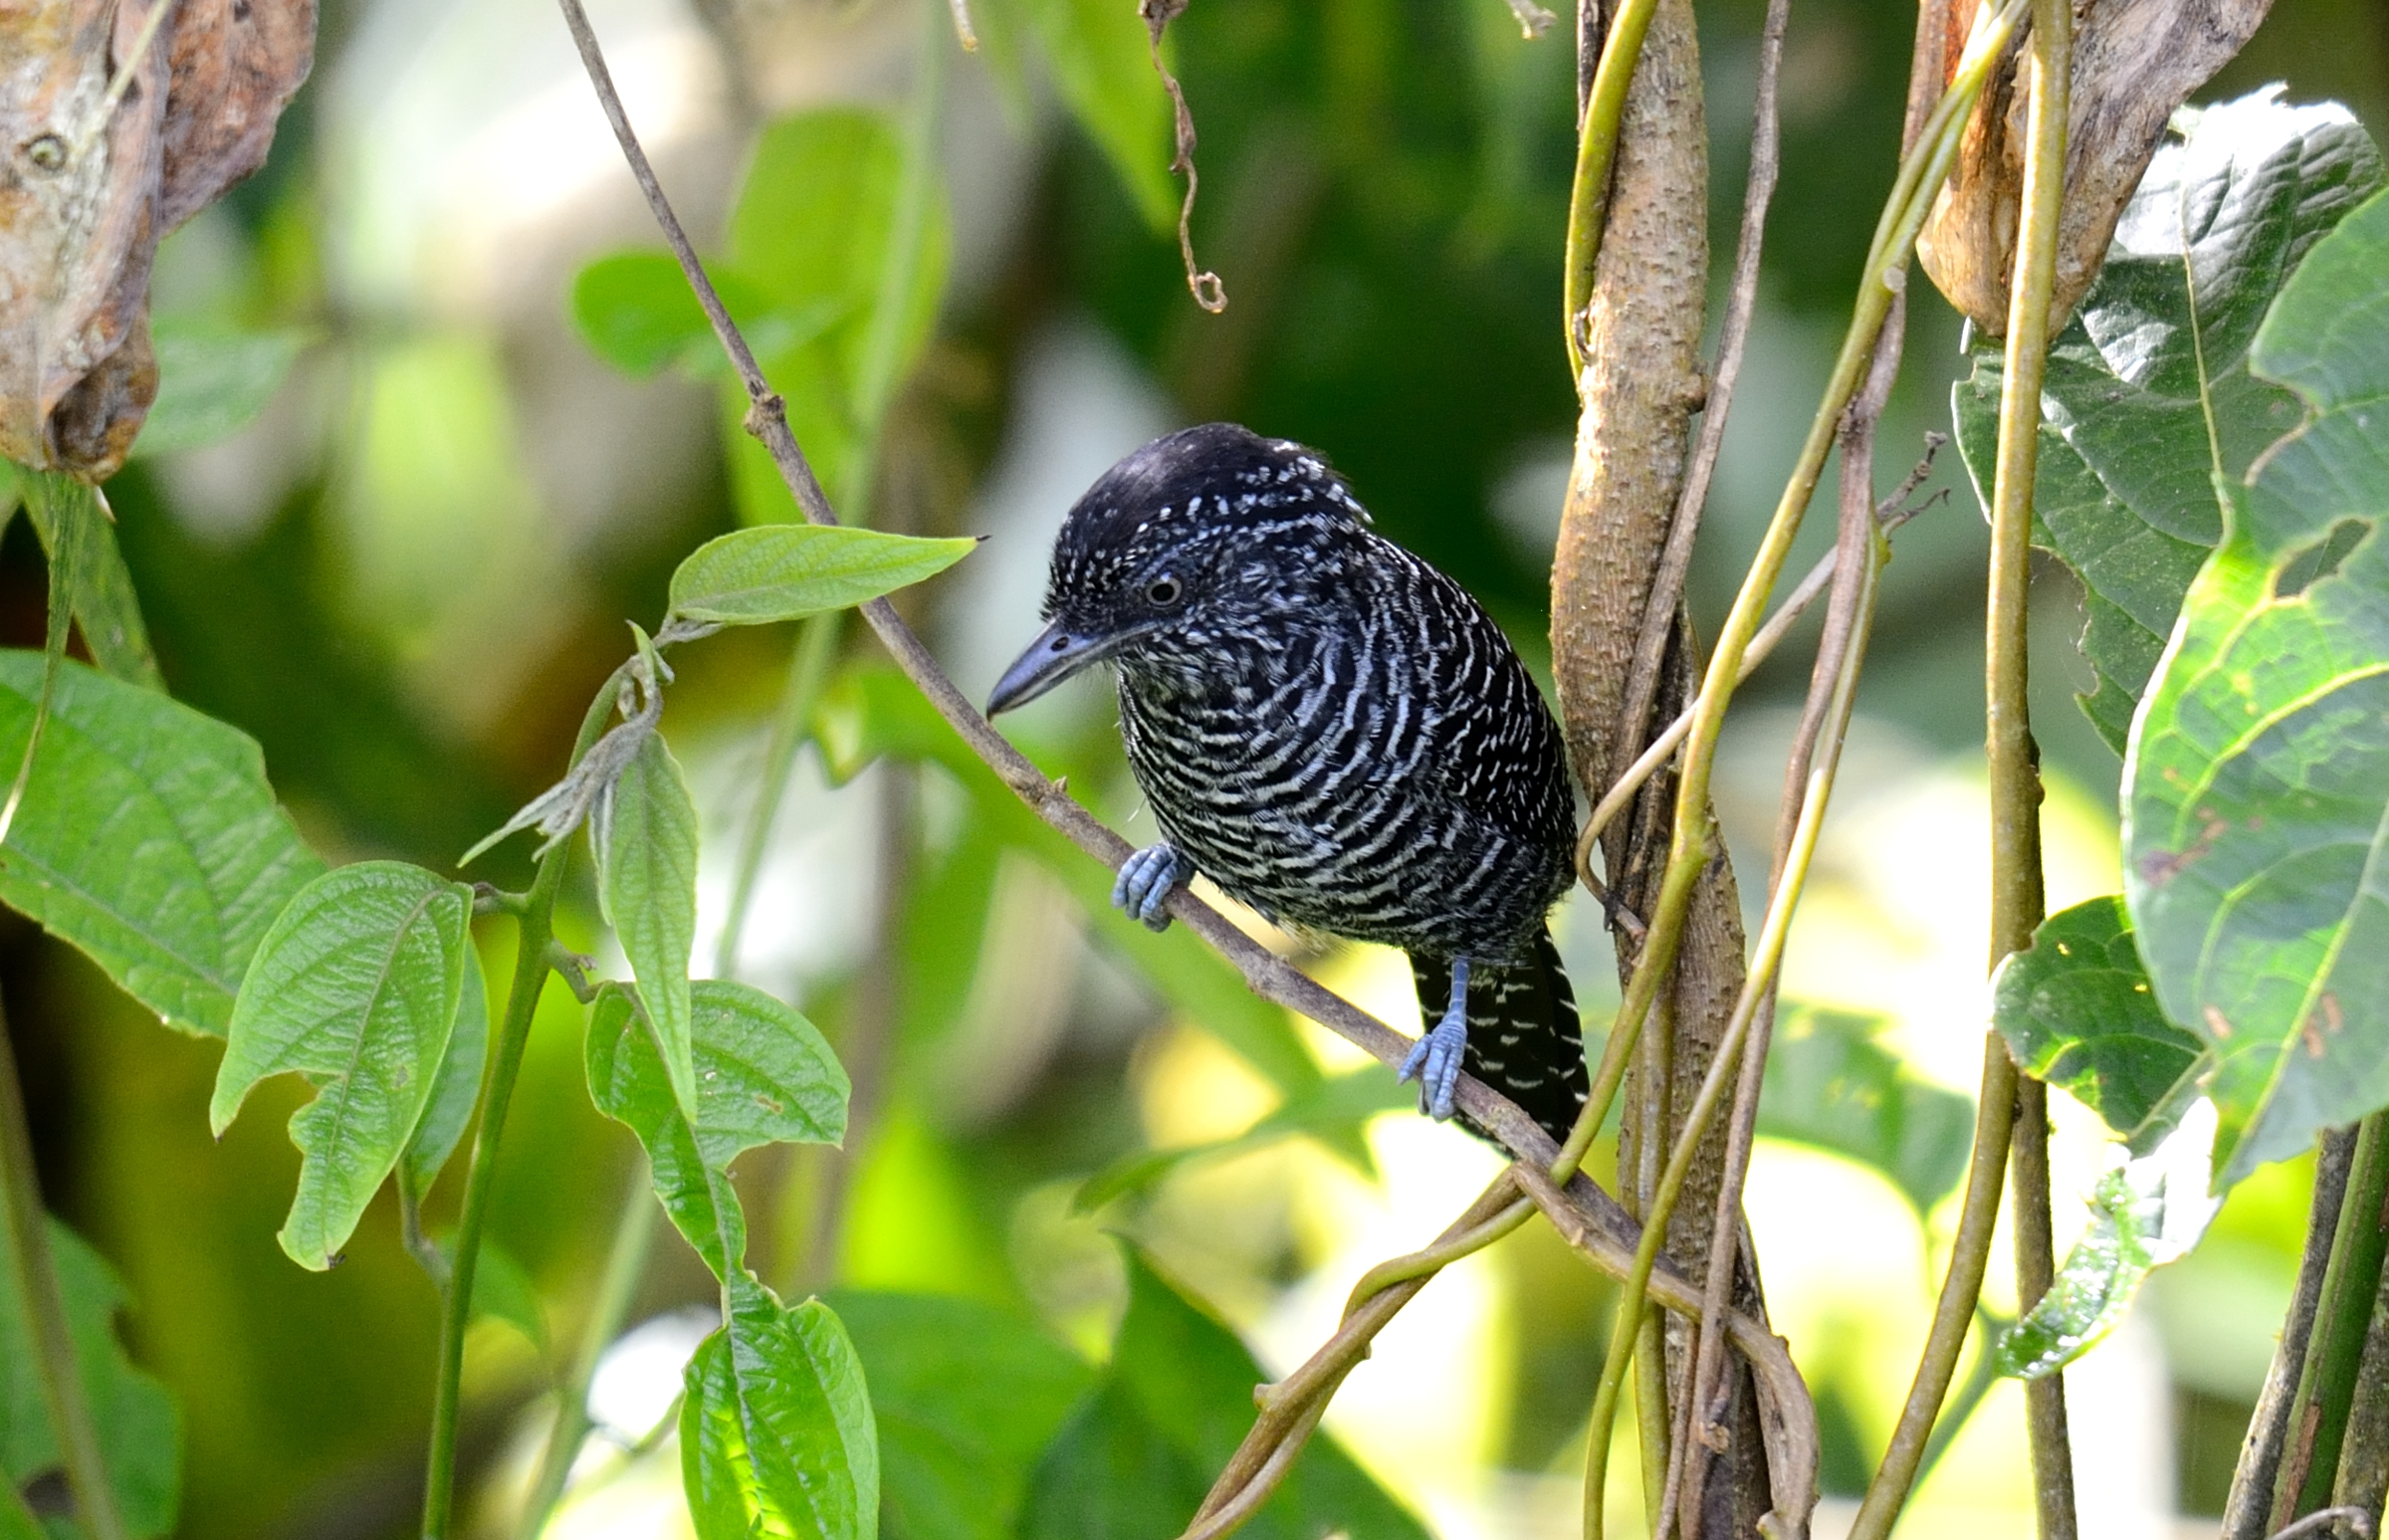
[1021,1248,1426,1540]
[585,981,848,1279]
[1006,0,1176,230]
[0,1217,181,1538]
[682,1273,878,1540]
[1991,897,2205,1152]
[132,321,311,458]
[570,252,837,378]
[1074,1068,1408,1212]
[2127,183,2389,1185]
[399,939,489,1202]
[1756,1007,1976,1220]
[667,526,976,628]
[209,862,471,1270]
[20,485,162,691]
[1953,90,2382,750]
[596,731,701,1121]
[0,654,323,1037]
[827,1291,1093,1540]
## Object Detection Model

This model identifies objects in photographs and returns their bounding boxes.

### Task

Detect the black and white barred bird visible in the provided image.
[985,423,1587,1143]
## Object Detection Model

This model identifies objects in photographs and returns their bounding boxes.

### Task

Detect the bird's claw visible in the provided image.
[1112,842,1188,932]
[1399,1007,1468,1122]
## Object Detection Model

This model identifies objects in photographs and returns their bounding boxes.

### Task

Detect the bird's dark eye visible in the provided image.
[1146,575,1183,606]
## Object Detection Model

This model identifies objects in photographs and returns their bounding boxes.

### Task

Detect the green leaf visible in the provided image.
[209,861,472,1270]
[569,252,837,378]
[1756,1007,1977,1220]
[0,1218,181,1538]
[826,1291,1094,1540]
[19,489,161,692]
[668,526,976,629]
[818,666,1324,1101]
[1074,1069,1409,1213]
[1021,1248,1426,1540]
[1008,0,1177,230]
[596,730,701,1122]
[721,108,951,523]
[585,981,848,1279]
[1991,897,2206,1151]
[2126,182,2389,1185]
[1952,90,2383,752]
[132,321,311,458]
[461,1235,546,1353]
[399,939,489,1202]
[682,1274,879,1540]
[0,653,324,1037]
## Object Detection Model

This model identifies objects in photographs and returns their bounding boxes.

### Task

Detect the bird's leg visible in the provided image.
[1399,955,1470,1122]
[1111,841,1189,932]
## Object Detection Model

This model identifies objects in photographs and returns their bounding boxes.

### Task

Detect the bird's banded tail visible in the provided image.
[1411,932,1587,1146]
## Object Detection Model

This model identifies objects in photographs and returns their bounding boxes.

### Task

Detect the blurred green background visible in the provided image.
[8,0,2386,1534]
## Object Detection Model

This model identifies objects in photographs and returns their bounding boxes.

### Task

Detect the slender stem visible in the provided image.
[715,612,843,979]
[0,993,127,1540]
[422,681,625,1540]
[1986,0,2075,1528]
[1563,0,1663,373]
[2328,1226,2389,1524]
[2279,1114,2389,1529]
[518,1158,659,1538]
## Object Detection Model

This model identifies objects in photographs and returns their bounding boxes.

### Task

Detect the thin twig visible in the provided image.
[1140,0,1225,312]
[1563,0,1665,372]
[2270,1510,2378,1540]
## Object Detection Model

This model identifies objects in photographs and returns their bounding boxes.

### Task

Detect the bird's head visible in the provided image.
[986,423,1371,714]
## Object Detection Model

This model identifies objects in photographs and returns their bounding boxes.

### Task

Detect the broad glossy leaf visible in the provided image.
[0,1218,180,1538]
[210,862,472,1270]
[682,1274,878,1540]
[1075,1069,1409,1212]
[132,321,311,457]
[399,940,489,1201]
[1991,897,2205,1151]
[827,1291,1093,1540]
[1022,1248,1426,1540]
[668,526,975,629]
[0,653,323,1037]
[1757,1008,1976,1219]
[20,479,161,691]
[818,666,1324,1100]
[723,110,951,524]
[569,252,835,378]
[585,981,848,1279]
[2126,183,2389,1184]
[1954,90,2382,751]
[1009,0,1176,231]
[596,731,701,1121]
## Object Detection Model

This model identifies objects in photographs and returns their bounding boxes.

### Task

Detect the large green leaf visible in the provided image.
[0,1219,180,1538]
[682,1273,879,1540]
[585,981,848,1279]
[722,109,952,524]
[667,526,976,629]
[0,654,323,1037]
[399,940,490,1202]
[1006,0,1176,231]
[209,862,472,1270]
[2126,183,2389,1185]
[817,665,1324,1100]
[132,321,311,458]
[827,1291,1093,1540]
[1756,1007,1976,1220]
[1021,1249,1427,1540]
[595,730,701,1121]
[1990,897,2206,1153]
[1953,90,2382,751]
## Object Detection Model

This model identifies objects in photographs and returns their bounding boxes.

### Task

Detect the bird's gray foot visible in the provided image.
[1112,842,1189,932]
[1400,956,1471,1122]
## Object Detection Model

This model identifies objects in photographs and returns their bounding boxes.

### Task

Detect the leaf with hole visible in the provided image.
[0,1217,181,1538]
[0,653,323,1037]
[1953,90,2383,751]
[827,1291,1093,1540]
[2126,182,2389,1185]
[209,861,472,1269]
[595,729,701,1121]
[668,526,975,629]
[131,321,312,458]
[585,980,848,1280]
[682,1273,878,1540]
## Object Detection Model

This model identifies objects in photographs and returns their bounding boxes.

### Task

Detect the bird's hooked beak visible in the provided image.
[986,620,1118,715]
